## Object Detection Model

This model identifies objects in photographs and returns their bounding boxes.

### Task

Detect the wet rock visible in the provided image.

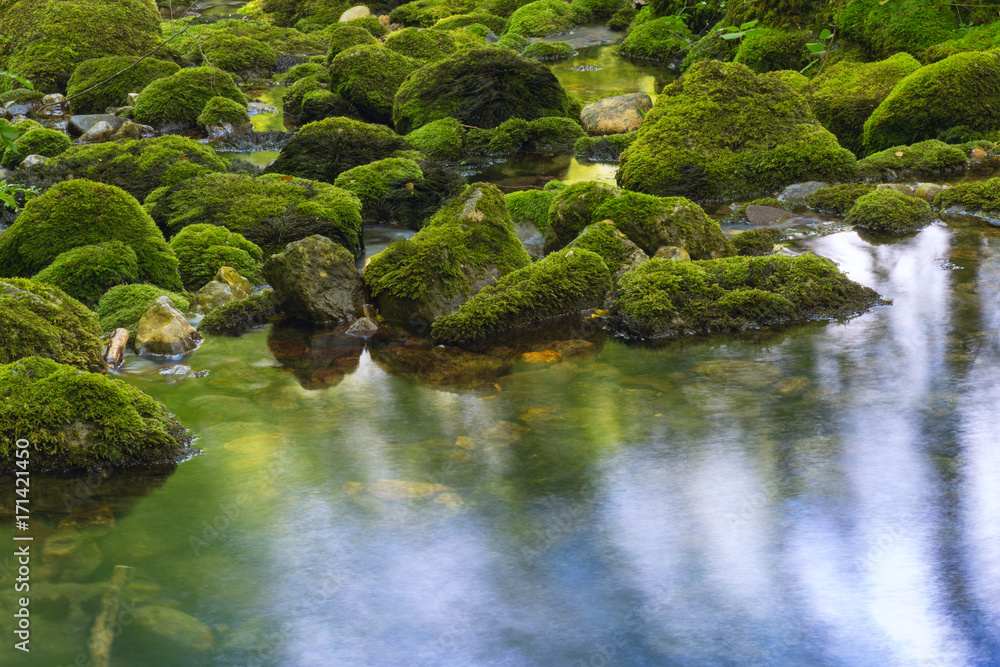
[773,376,812,396]
[112,121,154,141]
[127,93,141,106]
[196,266,252,313]
[580,93,652,135]
[346,316,378,337]
[522,350,562,363]
[745,204,793,225]
[777,181,829,205]
[78,120,115,143]
[35,93,69,119]
[694,360,782,387]
[136,296,202,356]
[57,506,115,537]
[876,182,914,196]
[133,605,214,651]
[913,183,947,202]
[40,530,103,582]
[68,114,125,136]
[370,335,514,387]
[340,5,371,21]
[263,235,366,326]
[17,154,47,169]
[267,324,364,389]
[653,245,690,260]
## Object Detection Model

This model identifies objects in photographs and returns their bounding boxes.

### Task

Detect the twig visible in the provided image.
[89,565,134,667]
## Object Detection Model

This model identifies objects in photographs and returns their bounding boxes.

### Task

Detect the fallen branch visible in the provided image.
[105,328,129,370]
[89,565,134,667]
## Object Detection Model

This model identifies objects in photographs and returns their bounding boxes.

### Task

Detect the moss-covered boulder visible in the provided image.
[617,60,857,203]
[618,16,692,62]
[299,89,361,124]
[734,28,807,74]
[0,180,182,290]
[522,41,575,61]
[505,188,556,233]
[0,278,105,372]
[264,116,411,184]
[67,57,180,115]
[329,45,422,125]
[0,127,71,168]
[431,247,611,346]
[389,0,479,28]
[325,24,380,61]
[0,356,192,472]
[392,48,576,134]
[566,219,648,281]
[805,182,876,215]
[837,0,957,60]
[933,177,1000,221]
[197,33,277,75]
[365,182,532,327]
[404,117,466,161]
[506,0,577,37]
[148,172,363,257]
[432,12,507,33]
[610,254,883,339]
[0,0,162,94]
[803,53,920,157]
[730,227,784,257]
[197,96,252,131]
[133,67,248,131]
[856,140,968,183]
[32,242,140,306]
[333,157,424,220]
[385,27,459,62]
[544,181,622,252]
[168,224,264,291]
[198,290,279,336]
[466,116,585,157]
[844,189,933,236]
[862,52,1000,155]
[574,132,636,162]
[96,284,190,335]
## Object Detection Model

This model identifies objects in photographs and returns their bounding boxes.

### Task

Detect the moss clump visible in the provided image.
[466,117,584,157]
[404,117,466,161]
[393,48,576,134]
[281,74,323,116]
[933,177,1000,216]
[169,224,264,291]
[607,6,637,31]
[837,0,957,60]
[198,96,252,130]
[133,67,247,130]
[333,157,424,220]
[279,62,325,84]
[265,116,411,184]
[574,131,636,162]
[149,172,363,257]
[610,254,883,339]
[680,27,739,72]
[385,27,459,62]
[617,60,857,203]
[196,33,277,74]
[0,180,182,291]
[506,0,577,37]
[0,88,43,105]
[431,247,612,346]
[924,21,1000,63]
[618,16,693,62]
[0,357,191,473]
[566,220,647,276]
[862,52,1000,155]
[857,140,968,181]
[325,25,380,61]
[67,57,180,115]
[572,0,627,20]
[844,189,933,236]
[505,189,555,232]
[521,41,575,60]
[803,53,921,157]
[390,0,480,28]
[734,28,807,74]
[0,127,71,168]
[432,13,508,34]
[0,279,105,372]
[492,32,530,53]
[805,183,875,215]
[365,182,532,325]
[344,16,388,38]
[300,89,360,124]
[731,228,784,257]
[329,45,422,125]
[198,289,279,336]
[544,180,622,252]
[96,284,190,335]
[32,242,140,306]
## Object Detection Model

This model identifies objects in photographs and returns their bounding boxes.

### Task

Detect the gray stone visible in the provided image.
[263,235,367,326]
[340,5,371,21]
[68,114,125,137]
[137,296,202,356]
[17,155,47,169]
[654,245,690,261]
[35,93,69,119]
[346,316,379,337]
[78,120,115,143]
[127,93,141,106]
[514,223,545,261]
[913,183,947,202]
[580,93,652,135]
[876,183,915,196]
[745,204,792,225]
[777,181,828,205]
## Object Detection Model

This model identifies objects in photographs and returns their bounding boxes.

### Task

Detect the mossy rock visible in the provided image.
[763,69,809,93]
[649,0,723,31]
[544,181,622,252]
[9,136,229,202]
[506,0,577,37]
[803,53,921,157]
[197,96,252,130]
[393,48,575,134]
[365,182,532,327]
[404,117,466,161]
[618,16,693,62]
[96,284,190,335]
[198,289,279,336]
[805,183,875,215]
[281,74,324,116]
[505,188,555,233]
[133,67,247,131]
[734,28,808,74]
[0,357,191,472]
[0,279,105,372]
[279,62,325,85]
[432,13,508,34]
[333,157,424,222]
[862,52,1000,155]
[197,33,277,74]
[521,41,575,61]
[837,0,958,60]
[344,16,388,38]
[574,131,636,162]
[169,224,264,291]
[857,140,968,181]
[610,254,884,340]
[390,0,480,28]
[329,45,422,125]
[431,247,612,346]
[464,115,584,159]
[32,242,140,306]
[607,6,637,31]
[0,180,182,291]
[844,189,933,236]
[264,116,411,184]
[148,172,363,257]
[565,219,648,278]
[67,57,180,115]
[680,27,739,72]
[491,32,530,53]
[617,60,857,203]
[924,20,1000,63]
[300,89,361,124]
[934,177,1000,217]
[0,127,71,169]
[572,0,628,21]
[325,25,380,61]
[385,27,459,62]
[731,228,784,257]
[0,0,162,94]
[0,88,44,105]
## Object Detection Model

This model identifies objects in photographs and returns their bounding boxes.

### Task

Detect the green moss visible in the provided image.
[760,69,808,93]
[611,253,883,339]
[491,32,530,52]
[393,48,576,133]
[803,53,921,156]
[680,26,738,72]
[465,116,584,157]
[168,224,264,291]
[837,0,957,60]
[32,242,140,306]
[198,289,279,336]
[325,25,379,61]
[343,16,388,37]
[404,117,466,160]
[862,52,1000,154]
[0,88,43,105]
[731,228,784,257]
[617,60,857,203]
[618,16,693,62]
[96,284,190,335]
[300,89,360,124]
[282,74,323,116]
[432,13,508,34]
[334,157,424,220]
[650,0,723,31]
[565,220,645,276]
[149,172,363,257]
[544,180,622,252]
[734,28,807,74]
[571,0,626,20]
[265,116,411,184]
[195,33,277,74]
[390,0,479,27]
[365,182,531,324]
[574,131,636,162]
[844,189,933,236]
[522,40,575,60]
[805,183,875,215]
[163,15,328,56]
[506,0,578,37]
[925,21,1000,63]
[0,180,182,290]
[934,177,1000,215]
[385,27,458,62]
[476,0,533,17]
[279,62,324,85]
[0,127,71,168]
[328,45,422,125]
[431,247,611,346]
[0,278,105,372]
[198,96,252,129]
[607,6,637,31]
[133,67,247,130]
[67,57,180,115]
[857,140,968,181]
[505,189,555,233]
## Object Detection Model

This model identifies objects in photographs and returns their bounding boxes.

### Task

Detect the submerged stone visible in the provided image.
[133,605,214,652]
[136,296,202,357]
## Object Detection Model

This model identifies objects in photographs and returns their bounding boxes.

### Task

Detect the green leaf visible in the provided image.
[739,20,759,30]
[806,43,826,53]
[721,32,744,40]
[818,29,832,40]
[0,125,19,154]
[0,71,33,90]
[744,27,764,38]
